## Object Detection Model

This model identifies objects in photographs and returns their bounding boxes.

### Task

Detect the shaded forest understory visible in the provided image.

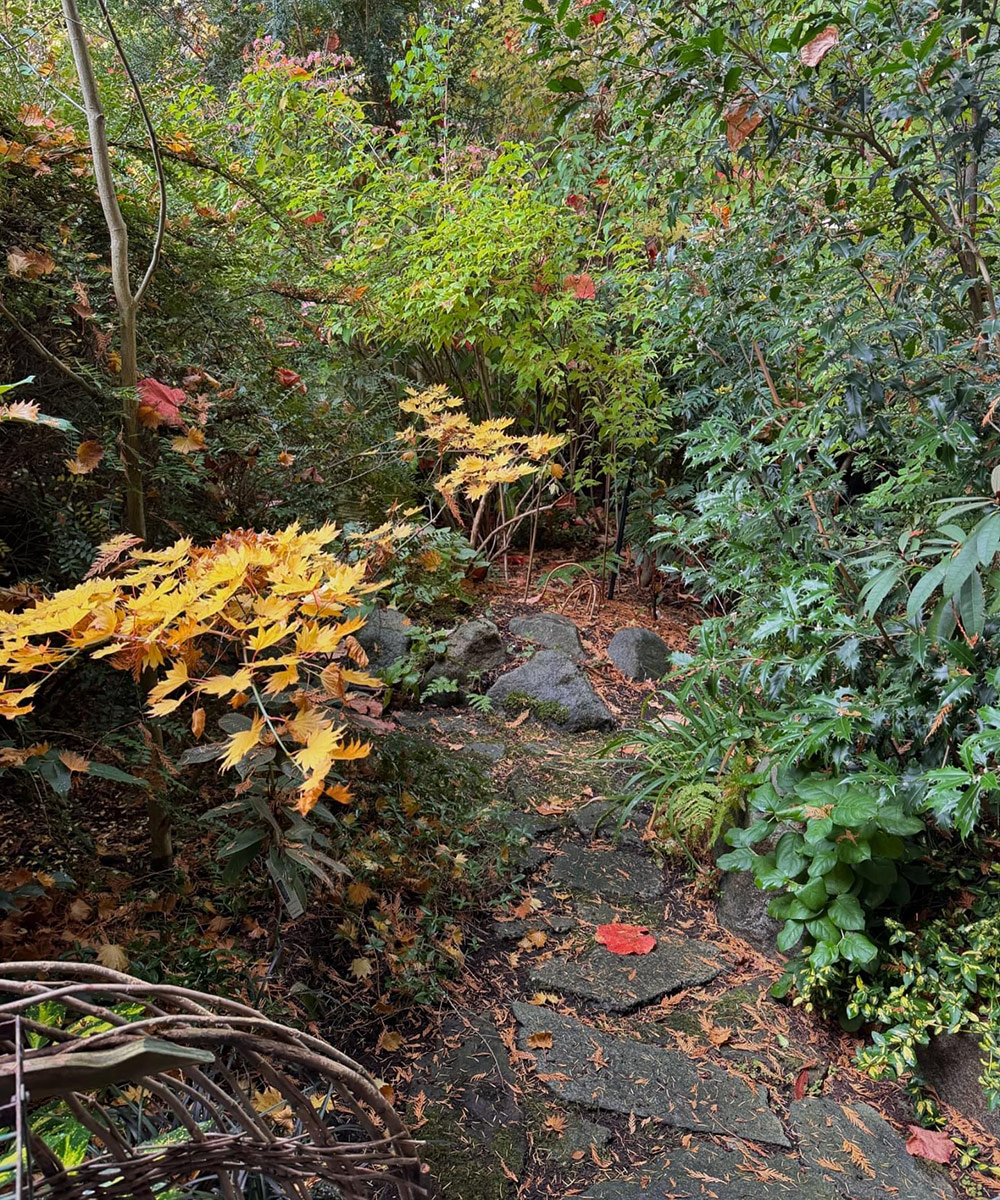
[4,0,1000,1194]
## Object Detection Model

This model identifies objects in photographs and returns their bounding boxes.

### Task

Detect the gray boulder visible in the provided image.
[917,1033,1000,1138]
[420,618,506,705]
[356,606,411,673]
[446,618,506,674]
[486,650,614,732]
[607,627,671,682]
[509,612,585,661]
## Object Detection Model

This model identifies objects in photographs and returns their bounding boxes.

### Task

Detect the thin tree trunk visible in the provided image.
[63,0,172,870]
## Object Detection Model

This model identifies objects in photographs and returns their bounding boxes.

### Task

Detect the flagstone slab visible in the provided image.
[582,1143,840,1199]
[790,1098,954,1200]
[547,843,664,901]
[512,1002,788,1146]
[529,937,727,1012]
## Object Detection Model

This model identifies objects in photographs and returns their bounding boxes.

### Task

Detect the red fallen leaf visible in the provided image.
[800,25,838,67]
[564,272,596,300]
[275,367,306,392]
[566,193,586,213]
[793,1067,810,1100]
[596,923,657,955]
[303,211,326,226]
[588,9,606,26]
[137,377,186,428]
[905,1125,955,1165]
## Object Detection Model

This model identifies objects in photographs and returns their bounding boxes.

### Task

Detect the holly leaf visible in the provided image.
[595,923,657,955]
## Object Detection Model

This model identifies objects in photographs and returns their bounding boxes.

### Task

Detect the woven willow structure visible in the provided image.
[0,961,431,1200]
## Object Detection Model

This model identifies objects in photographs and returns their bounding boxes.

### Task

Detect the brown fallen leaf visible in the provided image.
[800,25,839,67]
[527,1030,553,1049]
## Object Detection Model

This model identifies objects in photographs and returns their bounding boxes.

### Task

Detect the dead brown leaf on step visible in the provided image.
[527,1030,553,1049]
[507,709,531,728]
[543,1114,567,1134]
[698,1012,732,1047]
[528,991,561,1005]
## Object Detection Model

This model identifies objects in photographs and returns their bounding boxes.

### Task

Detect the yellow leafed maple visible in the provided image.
[0,524,382,812]
[397,386,567,546]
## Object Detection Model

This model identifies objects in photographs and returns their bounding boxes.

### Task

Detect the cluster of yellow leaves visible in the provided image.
[398,386,566,515]
[0,523,381,813]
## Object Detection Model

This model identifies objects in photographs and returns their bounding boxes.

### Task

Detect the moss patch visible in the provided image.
[503,690,570,725]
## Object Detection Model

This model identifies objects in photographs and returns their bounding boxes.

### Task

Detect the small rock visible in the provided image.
[513,1002,788,1145]
[530,936,727,1013]
[356,606,411,674]
[510,613,586,661]
[917,1033,1000,1138]
[606,627,671,682]
[790,1097,954,1200]
[465,740,506,763]
[491,914,576,942]
[447,617,506,674]
[547,843,663,901]
[420,657,466,705]
[486,650,614,733]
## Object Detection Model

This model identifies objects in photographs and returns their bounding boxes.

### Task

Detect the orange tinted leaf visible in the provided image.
[65,440,103,474]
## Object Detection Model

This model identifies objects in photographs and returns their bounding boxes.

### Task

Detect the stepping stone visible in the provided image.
[529,937,727,1013]
[510,612,586,661]
[582,1143,840,1198]
[790,1098,954,1200]
[572,800,646,849]
[542,1113,611,1164]
[547,843,663,901]
[513,1003,788,1146]
[486,650,614,733]
[410,1015,525,1197]
[606,627,671,682]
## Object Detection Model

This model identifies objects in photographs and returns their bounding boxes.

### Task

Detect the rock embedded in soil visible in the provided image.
[606,627,671,682]
[486,650,614,733]
[716,868,782,957]
[510,612,586,661]
[581,1143,841,1199]
[917,1032,1000,1139]
[512,1002,789,1146]
[529,937,727,1013]
[355,605,411,673]
[790,1097,954,1200]
[492,914,576,942]
[546,842,663,901]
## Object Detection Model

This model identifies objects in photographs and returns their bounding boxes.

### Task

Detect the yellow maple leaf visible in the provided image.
[198,667,254,696]
[219,713,264,771]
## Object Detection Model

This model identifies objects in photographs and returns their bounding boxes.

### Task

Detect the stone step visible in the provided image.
[512,1002,789,1147]
[546,843,664,901]
[578,1099,955,1200]
[529,935,727,1013]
